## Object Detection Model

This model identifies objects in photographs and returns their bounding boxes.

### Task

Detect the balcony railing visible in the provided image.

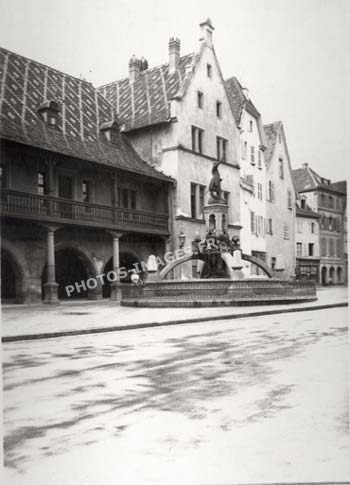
[0,189,169,234]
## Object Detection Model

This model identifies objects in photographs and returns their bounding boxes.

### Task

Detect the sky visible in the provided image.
[0,0,349,181]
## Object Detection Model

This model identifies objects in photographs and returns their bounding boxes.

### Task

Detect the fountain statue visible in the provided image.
[121,162,317,307]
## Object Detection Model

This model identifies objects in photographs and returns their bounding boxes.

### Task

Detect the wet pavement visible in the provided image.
[2,307,349,484]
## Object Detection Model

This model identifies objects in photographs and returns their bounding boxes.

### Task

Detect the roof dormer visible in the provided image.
[37,100,60,128]
[99,120,120,145]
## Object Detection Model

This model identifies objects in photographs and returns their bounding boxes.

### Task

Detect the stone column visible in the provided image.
[110,231,124,302]
[43,226,60,304]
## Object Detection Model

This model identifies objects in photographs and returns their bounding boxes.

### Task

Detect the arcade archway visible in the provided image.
[1,249,24,303]
[102,251,143,298]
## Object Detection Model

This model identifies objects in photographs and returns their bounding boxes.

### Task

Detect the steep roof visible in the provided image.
[263,121,282,166]
[0,47,171,181]
[293,165,346,194]
[296,202,320,218]
[98,53,196,131]
[225,76,260,125]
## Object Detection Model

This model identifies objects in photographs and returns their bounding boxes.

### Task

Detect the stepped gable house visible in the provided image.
[99,19,242,279]
[0,47,173,304]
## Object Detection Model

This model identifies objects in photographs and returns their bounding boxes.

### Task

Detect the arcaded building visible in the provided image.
[293,164,347,285]
[0,47,173,304]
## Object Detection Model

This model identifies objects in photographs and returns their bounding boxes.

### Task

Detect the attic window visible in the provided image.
[300,198,306,209]
[37,100,60,128]
[207,64,212,77]
[99,120,120,145]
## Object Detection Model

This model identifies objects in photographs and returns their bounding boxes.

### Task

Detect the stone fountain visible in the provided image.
[121,163,317,307]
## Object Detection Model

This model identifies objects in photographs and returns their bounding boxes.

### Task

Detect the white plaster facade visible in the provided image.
[265,122,296,279]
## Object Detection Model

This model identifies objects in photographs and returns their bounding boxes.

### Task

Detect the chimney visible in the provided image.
[129,55,140,83]
[302,163,308,168]
[199,18,215,47]
[169,37,180,73]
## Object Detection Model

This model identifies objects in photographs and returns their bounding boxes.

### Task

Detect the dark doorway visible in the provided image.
[321,266,327,285]
[336,267,342,284]
[1,250,18,302]
[329,266,335,285]
[42,249,89,300]
[103,252,143,298]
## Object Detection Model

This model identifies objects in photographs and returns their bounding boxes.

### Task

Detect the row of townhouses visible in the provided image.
[0,20,347,304]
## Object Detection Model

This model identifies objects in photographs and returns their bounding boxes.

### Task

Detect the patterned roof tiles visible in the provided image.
[98,53,196,131]
[0,47,171,181]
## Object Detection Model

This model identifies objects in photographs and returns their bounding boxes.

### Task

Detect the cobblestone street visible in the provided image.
[2,306,349,484]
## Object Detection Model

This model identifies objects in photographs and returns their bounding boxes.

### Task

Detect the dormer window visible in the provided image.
[300,198,306,209]
[37,100,60,128]
[99,120,120,145]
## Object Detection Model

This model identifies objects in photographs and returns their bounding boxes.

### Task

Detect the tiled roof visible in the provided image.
[293,165,346,194]
[296,204,319,218]
[263,121,282,165]
[0,47,171,181]
[331,180,347,194]
[98,53,196,131]
[225,76,260,125]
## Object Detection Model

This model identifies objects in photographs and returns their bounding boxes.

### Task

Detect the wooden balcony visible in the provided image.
[0,189,169,235]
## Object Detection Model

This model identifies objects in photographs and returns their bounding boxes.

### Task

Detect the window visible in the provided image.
[300,198,306,209]
[258,150,262,168]
[197,91,203,109]
[267,180,275,202]
[250,146,255,164]
[191,126,204,154]
[321,238,327,257]
[250,210,255,234]
[223,191,230,206]
[119,188,137,209]
[241,140,247,160]
[38,172,47,196]
[297,221,303,233]
[308,243,314,256]
[328,196,334,209]
[257,183,262,200]
[249,120,253,132]
[283,224,289,239]
[216,136,227,162]
[329,239,334,257]
[279,158,284,179]
[191,183,205,219]
[320,193,325,207]
[278,133,282,143]
[336,239,341,257]
[310,222,315,233]
[271,257,276,270]
[287,190,293,209]
[0,165,6,189]
[216,101,222,118]
[199,185,205,219]
[207,64,212,77]
[328,217,333,231]
[82,181,91,202]
[296,243,302,257]
[267,218,273,235]
[191,183,196,219]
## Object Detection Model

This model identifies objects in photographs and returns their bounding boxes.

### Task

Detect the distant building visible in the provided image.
[99,19,241,279]
[264,122,296,278]
[293,164,347,285]
[0,47,173,304]
[295,198,320,281]
[225,77,267,276]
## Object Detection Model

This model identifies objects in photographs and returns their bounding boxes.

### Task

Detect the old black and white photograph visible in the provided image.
[0,0,349,484]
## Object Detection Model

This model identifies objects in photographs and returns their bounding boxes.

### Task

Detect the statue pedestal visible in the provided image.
[204,201,229,236]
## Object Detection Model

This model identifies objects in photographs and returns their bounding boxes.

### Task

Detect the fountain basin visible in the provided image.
[121,278,317,307]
